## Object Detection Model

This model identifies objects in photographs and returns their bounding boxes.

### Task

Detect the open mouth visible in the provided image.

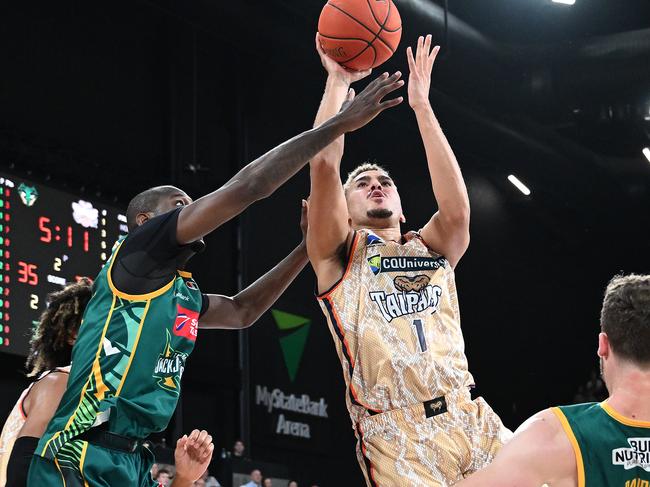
[369,190,386,200]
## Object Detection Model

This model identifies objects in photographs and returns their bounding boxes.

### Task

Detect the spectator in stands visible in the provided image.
[288,481,298,487]
[219,439,252,487]
[233,440,246,458]
[262,478,272,487]
[156,468,172,486]
[200,467,220,487]
[239,468,262,487]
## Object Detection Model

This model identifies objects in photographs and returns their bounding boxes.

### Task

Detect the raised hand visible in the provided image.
[316,33,372,85]
[172,429,214,486]
[406,34,440,110]
[336,71,404,132]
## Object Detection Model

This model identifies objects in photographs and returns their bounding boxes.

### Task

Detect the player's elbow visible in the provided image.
[240,175,275,202]
[232,299,259,329]
[442,205,470,231]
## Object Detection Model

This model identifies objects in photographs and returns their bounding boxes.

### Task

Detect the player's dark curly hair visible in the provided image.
[25,277,93,377]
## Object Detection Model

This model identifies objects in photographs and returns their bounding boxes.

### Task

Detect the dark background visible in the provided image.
[1,1,649,485]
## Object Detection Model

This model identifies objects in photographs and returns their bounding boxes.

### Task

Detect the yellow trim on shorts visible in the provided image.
[178,270,192,278]
[54,457,67,487]
[552,407,585,487]
[601,401,650,428]
[79,441,90,487]
[107,240,176,301]
[42,295,117,456]
[115,300,151,396]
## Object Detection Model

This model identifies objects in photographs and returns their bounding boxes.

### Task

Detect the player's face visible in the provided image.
[157,189,193,214]
[157,190,206,248]
[346,170,404,228]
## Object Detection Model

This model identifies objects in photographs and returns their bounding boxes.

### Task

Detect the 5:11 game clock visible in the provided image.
[3,171,127,356]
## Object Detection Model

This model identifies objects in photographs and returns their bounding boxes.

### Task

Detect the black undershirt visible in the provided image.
[110,208,209,316]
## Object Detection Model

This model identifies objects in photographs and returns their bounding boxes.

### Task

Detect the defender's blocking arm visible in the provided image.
[199,202,309,329]
[176,72,406,246]
[408,35,470,268]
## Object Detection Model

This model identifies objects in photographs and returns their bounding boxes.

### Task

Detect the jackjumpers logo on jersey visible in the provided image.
[173,304,198,342]
[153,330,188,394]
[369,274,443,322]
[368,254,447,275]
[613,438,650,471]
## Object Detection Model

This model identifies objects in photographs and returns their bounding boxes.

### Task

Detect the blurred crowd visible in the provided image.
[150,440,317,487]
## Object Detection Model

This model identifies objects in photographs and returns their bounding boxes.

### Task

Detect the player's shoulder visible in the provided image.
[32,370,69,394]
[511,408,576,460]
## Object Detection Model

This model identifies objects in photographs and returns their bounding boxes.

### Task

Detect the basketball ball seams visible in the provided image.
[325,2,386,53]
[374,1,400,52]
[379,1,402,33]
[320,0,401,69]
[365,0,389,30]
[343,43,377,70]
[317,33,373,65]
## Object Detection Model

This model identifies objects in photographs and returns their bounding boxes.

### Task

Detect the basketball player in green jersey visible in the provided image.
[27,73,404,487]
[456,274,650,487]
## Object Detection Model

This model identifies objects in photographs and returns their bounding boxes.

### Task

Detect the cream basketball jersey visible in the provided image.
[317,230,474,424]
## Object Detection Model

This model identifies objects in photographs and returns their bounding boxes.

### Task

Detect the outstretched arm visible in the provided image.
[308,36,404,292]
[199,202,309,329]
[176,70,405,245]
[407,36,470,268]
[455,409,576,487]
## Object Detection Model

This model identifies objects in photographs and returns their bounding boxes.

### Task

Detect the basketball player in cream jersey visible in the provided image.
[307,35,511,486]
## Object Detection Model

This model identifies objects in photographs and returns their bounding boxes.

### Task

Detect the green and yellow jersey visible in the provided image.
[553,402,650,487]
[36,233,203,462]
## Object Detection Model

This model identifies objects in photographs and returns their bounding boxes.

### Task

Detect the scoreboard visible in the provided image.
[2,171,126,356]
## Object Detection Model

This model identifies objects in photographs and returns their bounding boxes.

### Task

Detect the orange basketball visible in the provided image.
[317,0,402,71]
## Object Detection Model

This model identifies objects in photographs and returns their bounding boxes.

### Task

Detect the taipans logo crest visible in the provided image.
[612,438,650,471]
[18,183,38,207]
[369,274,443,322]
[173,304,198,342]
[394,275,430,293]
[367,254,447,275]
[153,330,188,394]
[185,279,198,291]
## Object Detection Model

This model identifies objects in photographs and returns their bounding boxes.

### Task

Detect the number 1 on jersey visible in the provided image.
[412,319,427,352]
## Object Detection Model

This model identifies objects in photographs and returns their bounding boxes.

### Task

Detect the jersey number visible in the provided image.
[412,319,427,352]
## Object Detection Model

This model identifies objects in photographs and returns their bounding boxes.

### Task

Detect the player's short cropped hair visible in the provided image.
[343,162,390,193]
[126,185,181,231]
[601,274,650,366]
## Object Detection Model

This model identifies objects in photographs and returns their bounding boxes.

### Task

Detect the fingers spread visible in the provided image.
[375,78,404,100]
[428,45,440,69]
[379,96,403,110]
[406,46,416,72]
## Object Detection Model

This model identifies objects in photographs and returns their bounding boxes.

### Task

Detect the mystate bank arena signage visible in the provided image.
[251,309,334,450]
[254,385,328,439]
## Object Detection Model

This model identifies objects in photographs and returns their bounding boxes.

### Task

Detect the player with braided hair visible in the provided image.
[0,278,92,487]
